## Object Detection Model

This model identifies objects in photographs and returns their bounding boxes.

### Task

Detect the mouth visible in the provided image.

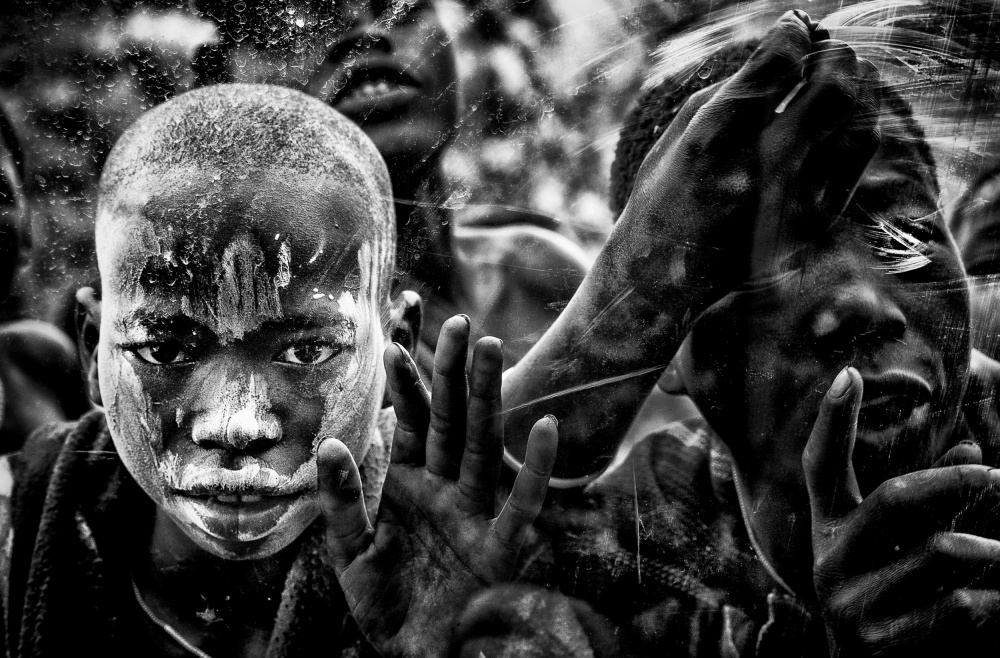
[855,369,935,445]
[329,65,421,122]
[174,491,312,543]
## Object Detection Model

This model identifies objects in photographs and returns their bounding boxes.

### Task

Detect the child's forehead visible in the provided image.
[103,167,385,275]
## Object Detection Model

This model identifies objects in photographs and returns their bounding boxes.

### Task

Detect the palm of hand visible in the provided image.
[319,317,556,657]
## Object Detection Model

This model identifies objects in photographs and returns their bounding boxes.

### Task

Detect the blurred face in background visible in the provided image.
[306,0,461,173]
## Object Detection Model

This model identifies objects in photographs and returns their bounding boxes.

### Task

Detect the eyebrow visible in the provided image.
[256,315,358,334]
[115,309,207,336]
[116,310,358,338]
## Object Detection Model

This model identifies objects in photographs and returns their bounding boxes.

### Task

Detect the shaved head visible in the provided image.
[97,83,395,315]
[93,84,401,559]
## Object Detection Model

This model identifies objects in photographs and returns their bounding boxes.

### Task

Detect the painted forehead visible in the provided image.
[107,164,387,267]
[98,170,391,338]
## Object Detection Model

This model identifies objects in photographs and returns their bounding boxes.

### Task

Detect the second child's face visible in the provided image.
[687,132,971,497]
[308,0,460,166]
[97,169,389,560]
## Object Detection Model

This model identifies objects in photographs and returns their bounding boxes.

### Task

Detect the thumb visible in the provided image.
[318,438,372,574]
[802,366,863,523]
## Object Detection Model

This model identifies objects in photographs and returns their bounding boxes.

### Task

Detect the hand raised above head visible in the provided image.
[804,367,1000,655]
[619,10,881,296]
[318,315,557,657]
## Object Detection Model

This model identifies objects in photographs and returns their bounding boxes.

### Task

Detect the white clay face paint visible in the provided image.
[312,243,387,520]
[190,370,282,449]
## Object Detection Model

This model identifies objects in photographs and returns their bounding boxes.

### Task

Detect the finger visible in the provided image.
[854,589,1000,653]
[803,366,864,523]
[935,441,984,467]
[842,464,1000,552]
[728,10,814,99]
[385,343,430,465]
[780,40,862,139]
[425,315,471,479]
[813,57,881,218]
[494,416,558,552]
[833,532,1000,616]
[752,46,876,278]
[457,337,504,515]
[318,438,372,574]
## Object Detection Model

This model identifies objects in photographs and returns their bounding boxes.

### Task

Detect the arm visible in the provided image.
[503,10,863,478]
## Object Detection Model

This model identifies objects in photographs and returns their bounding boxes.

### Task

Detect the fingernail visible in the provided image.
[460,314,470,327]
[829,367,852,398]
[545,414,558,427]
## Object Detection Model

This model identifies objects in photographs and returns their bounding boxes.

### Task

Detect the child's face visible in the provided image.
[97,167,390,560]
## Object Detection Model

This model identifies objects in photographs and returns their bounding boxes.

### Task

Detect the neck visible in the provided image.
[135,510,298,641]
[732,462,816,601]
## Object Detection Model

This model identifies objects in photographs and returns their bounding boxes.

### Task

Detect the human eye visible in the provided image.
[275,340,343,365]
[131,342,194,366]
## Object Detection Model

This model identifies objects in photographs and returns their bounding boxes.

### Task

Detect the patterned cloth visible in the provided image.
[0,409,383,658]
[455,415,830,657]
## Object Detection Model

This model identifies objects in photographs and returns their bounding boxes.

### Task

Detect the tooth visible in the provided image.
[362,83,377,96]
[216,494,238,504]
[376,81,390,93]
[242,494,263,504]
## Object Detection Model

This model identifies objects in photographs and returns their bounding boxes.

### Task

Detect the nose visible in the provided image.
[338,7,393,57]
[192,373,282,453]
[812,282,908,352]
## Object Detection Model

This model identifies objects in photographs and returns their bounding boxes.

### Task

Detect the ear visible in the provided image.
[386,290,422,355]
[75,286,102,407]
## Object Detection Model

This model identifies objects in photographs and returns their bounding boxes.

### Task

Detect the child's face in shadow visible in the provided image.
[97,168,391,560]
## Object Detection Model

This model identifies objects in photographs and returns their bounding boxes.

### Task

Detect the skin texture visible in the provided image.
[320,318,559,657]
[646,18,998,657]
[502,11,834,477]
[86,84,555,656]
[98,162,391,560]
[498,10,994,653]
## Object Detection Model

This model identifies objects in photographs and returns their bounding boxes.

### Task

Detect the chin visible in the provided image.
[168,496,321,561]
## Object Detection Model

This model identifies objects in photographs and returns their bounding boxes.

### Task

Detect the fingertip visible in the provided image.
[473,336,504,364]
[443,314,471,335]
[385,341,418,382]
[828,366,862,402]
[527,415,559,472]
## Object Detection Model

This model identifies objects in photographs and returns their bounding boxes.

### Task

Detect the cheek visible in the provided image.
[101,349,169,502]
[314,313,385,459]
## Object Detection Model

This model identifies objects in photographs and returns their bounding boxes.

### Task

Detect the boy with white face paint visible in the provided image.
[0,83,557,657]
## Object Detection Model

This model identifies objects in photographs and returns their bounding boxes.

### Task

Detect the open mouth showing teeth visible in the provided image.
[328,66,421,122]
[342,79,409,102]
[214,493,264,505]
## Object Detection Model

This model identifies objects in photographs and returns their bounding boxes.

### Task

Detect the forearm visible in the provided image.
[502,221,728,478]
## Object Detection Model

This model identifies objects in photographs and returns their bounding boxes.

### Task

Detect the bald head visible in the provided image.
[96,83,396,342]
[93,86,403,559]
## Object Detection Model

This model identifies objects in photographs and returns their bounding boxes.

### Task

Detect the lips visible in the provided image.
[175,492,311,543]
[329,65,421,121]
[855,369,935,443]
